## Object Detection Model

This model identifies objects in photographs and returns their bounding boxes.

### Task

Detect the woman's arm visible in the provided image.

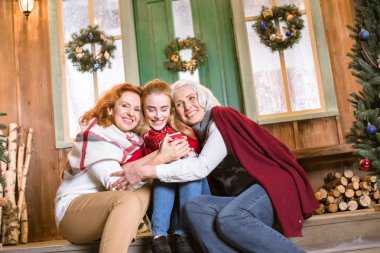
[112,123,227,189]
[112,134,192,189]
[121,134,191,170]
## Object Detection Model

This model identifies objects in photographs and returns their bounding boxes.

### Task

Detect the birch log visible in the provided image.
[16,144,25,195]
[0,129,7,239]
[20,203,28,244]
[2,123,19,245]
[17,128,33,220]
[4,123,17,205]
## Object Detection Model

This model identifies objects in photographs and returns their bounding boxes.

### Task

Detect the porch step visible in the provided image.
[2,209,379,253]
[1,237,152,253]
[292,208,380,252]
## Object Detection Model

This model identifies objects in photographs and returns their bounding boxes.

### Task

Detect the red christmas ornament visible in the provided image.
[359,158,371,171]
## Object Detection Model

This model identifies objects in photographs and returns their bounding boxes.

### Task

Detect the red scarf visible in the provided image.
[212,106,319,237]
[144,125,200,155]
[144,125,177,154]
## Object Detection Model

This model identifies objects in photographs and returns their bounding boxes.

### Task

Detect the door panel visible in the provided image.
[134,0,242,111]
[191,0,243,111]
[134,0,177,84]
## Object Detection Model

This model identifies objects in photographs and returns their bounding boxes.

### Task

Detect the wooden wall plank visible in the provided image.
[320,0,357,137]
[12,0,62,241]
[298,117,340,148]
[263,122,296,150]
[0,0,18,124]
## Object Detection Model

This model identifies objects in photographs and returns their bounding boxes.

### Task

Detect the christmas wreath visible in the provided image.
[252,5,304,52]
[65,25,116,73]
[163,37,207,74]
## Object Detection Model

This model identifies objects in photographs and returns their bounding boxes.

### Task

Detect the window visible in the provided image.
[172,0,199,82]
[61,0,125,139]
[231,0,338,124]
[48,0,139,148]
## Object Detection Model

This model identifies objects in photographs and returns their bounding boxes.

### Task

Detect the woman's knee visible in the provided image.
[183,195,210,219]
[113,192,142,212]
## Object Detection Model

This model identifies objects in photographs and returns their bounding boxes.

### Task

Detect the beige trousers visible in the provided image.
[59,182,151,253]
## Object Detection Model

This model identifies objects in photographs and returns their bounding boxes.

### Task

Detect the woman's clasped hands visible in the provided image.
[110,134,191,190]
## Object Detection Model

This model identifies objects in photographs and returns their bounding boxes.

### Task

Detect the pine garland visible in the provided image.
[65,25,116,73]
[163,37,208,74]
[252,5,304,52]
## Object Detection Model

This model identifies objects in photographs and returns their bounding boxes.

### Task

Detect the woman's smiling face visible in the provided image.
[143,93,171,131]
[107,91,141,132]
[172,86,205,126]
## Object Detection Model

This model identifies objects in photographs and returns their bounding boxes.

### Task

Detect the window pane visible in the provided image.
[65,57,95,138]
[246,21,287,115]
[93,0,121,36]
[172,0,199,82]
[97,40,126,96]
[243,0,271,17]
[284,16,321,111]
[62,0,89,42]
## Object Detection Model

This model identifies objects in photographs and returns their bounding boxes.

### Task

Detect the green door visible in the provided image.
[134,0,243,112]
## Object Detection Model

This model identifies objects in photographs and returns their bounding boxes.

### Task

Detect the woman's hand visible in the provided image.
[157,134,191,163]
[110,164,152,190]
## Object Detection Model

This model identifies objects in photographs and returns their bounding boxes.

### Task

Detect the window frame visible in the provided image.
[48,0,140,148]
[231,0,338,124]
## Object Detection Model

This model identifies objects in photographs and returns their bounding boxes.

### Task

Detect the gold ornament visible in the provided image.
[270,34,277,41]
[263,8,273,18]
[96,52,103,60]
[104,51,110,59]
[276,33,283,42]
[286,14,295,23]
[171,54,179,62]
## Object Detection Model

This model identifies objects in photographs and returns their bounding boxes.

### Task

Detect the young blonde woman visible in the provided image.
[140,79,206,253]
[55,83,190,253]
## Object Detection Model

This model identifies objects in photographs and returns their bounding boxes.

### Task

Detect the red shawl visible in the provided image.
[212,106,318,237]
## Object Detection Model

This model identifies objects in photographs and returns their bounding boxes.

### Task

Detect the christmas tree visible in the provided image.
[0,113,8,164]
[346,0,380,184]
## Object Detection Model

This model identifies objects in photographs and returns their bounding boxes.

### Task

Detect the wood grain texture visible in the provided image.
[320,0,357,137]
[0,0,18,124]
[298,117,340,148]
[263,122,297,150]
[10,0,62,242]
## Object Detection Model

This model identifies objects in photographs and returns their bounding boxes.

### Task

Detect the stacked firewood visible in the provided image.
[314,169,379,215]
[0,123,33,245]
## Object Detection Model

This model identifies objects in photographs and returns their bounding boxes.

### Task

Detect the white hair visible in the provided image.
[171,79,220,111]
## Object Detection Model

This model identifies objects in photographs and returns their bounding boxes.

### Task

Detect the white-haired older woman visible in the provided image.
[112,79,319,253]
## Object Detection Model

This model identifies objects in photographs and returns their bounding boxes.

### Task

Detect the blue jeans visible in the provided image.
[151,179,204,236]
[183,184,306,253]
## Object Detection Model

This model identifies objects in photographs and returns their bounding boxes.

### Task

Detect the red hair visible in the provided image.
[80,83,142,128]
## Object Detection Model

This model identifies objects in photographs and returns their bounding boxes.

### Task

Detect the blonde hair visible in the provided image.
[171,79,220,111]
[80,82,142,130]
[140,79,196,139]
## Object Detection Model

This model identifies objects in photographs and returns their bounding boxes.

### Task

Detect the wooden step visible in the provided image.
[291,208,380,252]
[2,209,380,253]
[1,236,152,253]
